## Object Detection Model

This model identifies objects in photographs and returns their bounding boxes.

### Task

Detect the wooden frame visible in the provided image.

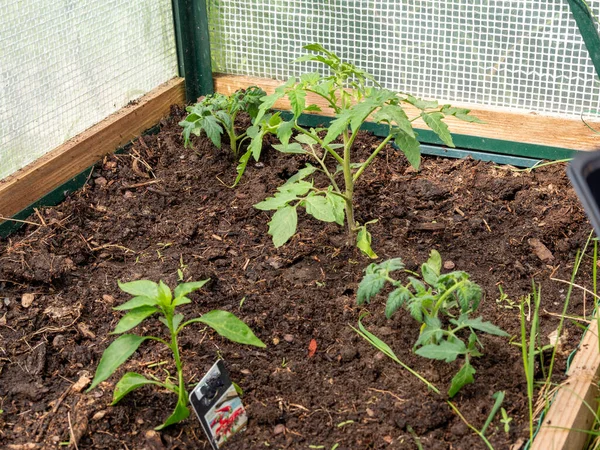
[531,321,600,450]
[0,77,185,223]
[214,73,600,153]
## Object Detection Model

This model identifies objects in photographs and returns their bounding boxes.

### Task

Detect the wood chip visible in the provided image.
[414,222,445,231]
[528,238,554,262]
[144,430,165,450]
[21,293,35,308]
[71,375,91,393]
[77,323,96,339]
[273,424,286,435]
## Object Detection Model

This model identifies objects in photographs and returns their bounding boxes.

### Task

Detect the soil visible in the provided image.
[0,105,594,450]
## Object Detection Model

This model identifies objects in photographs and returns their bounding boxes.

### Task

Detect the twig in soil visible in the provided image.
[33,209,46,227]
[0,216,43,227]
[550,277,600,301]
[482,218,492,232]
[542,309,593,324]
[22,307,81,340]
[67,412,79,450]
[367,388,405,404]
[89,243,136,253]
[120,179,162,190]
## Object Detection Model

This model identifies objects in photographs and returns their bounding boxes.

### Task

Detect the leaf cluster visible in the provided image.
[357,250,508,397]
[179,87,266,185]
[87,279,265,429]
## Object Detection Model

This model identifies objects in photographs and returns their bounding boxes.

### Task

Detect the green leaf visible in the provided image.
[284,164,318,185]
[111,306,158,334]
[326,191,345,226]
[457,281,483,312]
[201,115,224,148]
[174,280,209,299]
[422,112,454,147]
[451,316,509,337]
[196,310,266,347]
[173,313,184,331]
[356,315,399,362]
[232,148,252,187]
[288,88,306,118]
[405,95,439,110]
[268,205,298,247]
[415,316,443,347]
[278,180,313,195]
[300,71,322,85]
[249,127,265,160]
[294,133,318,145]
[254,191,298,211]
[87,335,149,391]
[173,296,192,307]
[112,372,161,405]
[155,399,190,430]
[374,105,415,138]
[408,277,426,294]
[385,286,411,318]
[349,95,383,133]
[394,132,421,170]
[323,109,352,145]
[303,43,332,54]
[357,226,378,259]
[449,360,476,398]
[407,298,424,322]
[304,194,337,223]
[455,113,485,124]
[378,258,405,273]
[113,296,158,311]
[415,339,467,362]
[421,263,439,287]
[157,281,172,306]
[118,280,159,299]
[273,143,306,154]
[356,273,386,305]
[276,120,294,145]
[426,250,442,275]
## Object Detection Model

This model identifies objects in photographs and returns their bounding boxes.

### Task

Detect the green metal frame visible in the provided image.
[567,0,600,79]
[172,0,213,102]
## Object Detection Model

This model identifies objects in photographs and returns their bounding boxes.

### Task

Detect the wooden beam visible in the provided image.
[531,321,600,450]
[214,73,600,152]
[0,77,185,221]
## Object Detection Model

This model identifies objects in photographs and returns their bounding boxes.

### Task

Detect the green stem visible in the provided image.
[353,134,393,182]
[342,129,355,238]
[304,88,340,113]
[168,315,187,408]
[431,280,467,317]
[308,147,341,194]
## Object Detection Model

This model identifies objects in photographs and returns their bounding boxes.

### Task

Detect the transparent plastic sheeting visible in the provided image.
[208,0,600,119]
[0,0,178,181]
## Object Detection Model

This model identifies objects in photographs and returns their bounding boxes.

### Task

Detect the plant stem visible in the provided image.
[168,315,186,408]
[353,134,393,182]
[295,126,344,165]
[342,129,355,238]
[431,280,467,317]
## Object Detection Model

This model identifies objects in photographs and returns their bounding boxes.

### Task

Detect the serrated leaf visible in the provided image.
[415,339,467,362]
[284,164,318,184]
[407,298,424,322]
[111,306,158,334]
[174,280,209,299]
[415,316,443,347]
[357,226,378,259]
[294,133,318,145]
[356,273,386,305]
[349,95,382,133]
[448,360,476,398]
[288,88,306,118]
[378,258,405,273]
[456,281,483,312]
[385,286,411,318]
[249,127,265,160]
[374,105,415,138]
[113,296,158,311]
[278,180,313,195]
[268,205,298,247]
[408,277,426,294]
[87,335,149,391]
[194,310,266,347]
[273,143,306,154]
[303,43,331,54]
[454,113,485,124]
[201,115,223,148]
[304,194,337,223]
[405,95,439,110]
[300,71,322,85]
[233,148,252,187]
[277,120,294,145]
[112,372,161,405]
[451,316,509,337]
[118,280,159,299]
[423,112,454,148]
[394,132,421,170]
[323,109,352,145]
[254,191,298,211]
[325,191,345,226]
[155,399,190,430]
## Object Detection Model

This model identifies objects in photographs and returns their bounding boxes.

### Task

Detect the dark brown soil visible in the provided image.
[0,106,593,450]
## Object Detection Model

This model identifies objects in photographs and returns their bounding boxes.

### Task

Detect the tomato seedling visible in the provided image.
[252,44,482,256]
[357,250,508,397]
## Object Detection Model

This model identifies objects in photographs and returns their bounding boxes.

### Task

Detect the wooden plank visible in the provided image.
[213,73,600,152]
[531,321,600,450]
[0,77,185,220]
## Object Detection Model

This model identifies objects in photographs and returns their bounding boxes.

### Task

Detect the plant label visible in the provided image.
[189,360,248,449]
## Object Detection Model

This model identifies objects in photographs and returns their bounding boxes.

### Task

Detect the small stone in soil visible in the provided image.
[443,260,455,270]
[102,294,114,304]
[273,424,285,435]
[283,334,294,343]
[21,293,35,308]
[339,346,358,362]
[92,410,107,421]
[52,335,66,348]
[272,337,280,345]
[94,177,107,187]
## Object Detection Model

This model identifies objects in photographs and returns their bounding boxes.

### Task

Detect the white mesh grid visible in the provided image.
[0,0,178,181]
[208,0,600,120]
